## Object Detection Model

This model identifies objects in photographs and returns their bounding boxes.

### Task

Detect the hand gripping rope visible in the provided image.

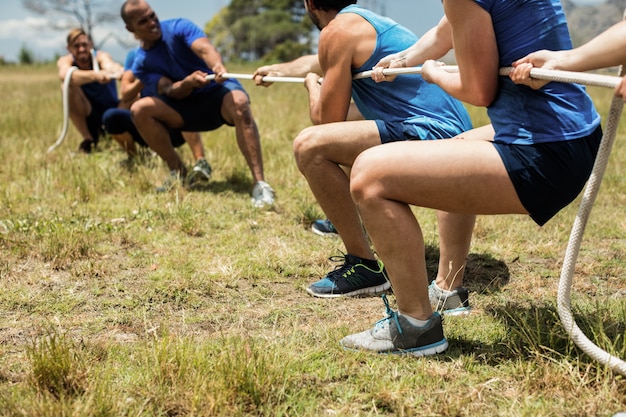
[48,49,100,153]
[210,64,626,376]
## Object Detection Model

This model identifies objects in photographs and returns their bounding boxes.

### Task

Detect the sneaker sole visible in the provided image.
[305,281,391,298]
[189,170,211,182]
[340,338,449,356]
[310,225,338,237]
[439,306,471,316]
[392,339,449,357]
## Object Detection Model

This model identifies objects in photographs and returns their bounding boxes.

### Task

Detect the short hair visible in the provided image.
[66,28,88,46]
[121,0,143,24]
[309,0,357,12]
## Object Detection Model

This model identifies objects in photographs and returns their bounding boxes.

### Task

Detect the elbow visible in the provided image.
[468,88,497,107]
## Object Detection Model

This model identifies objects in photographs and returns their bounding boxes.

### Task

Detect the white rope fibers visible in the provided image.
[205,73,306,84]
[48,66,78,153]
[48,49,100,153]
[556,64,626,377]
[208,66,622,89]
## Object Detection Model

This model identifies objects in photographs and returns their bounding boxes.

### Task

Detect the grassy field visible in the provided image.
[0,63,625,416]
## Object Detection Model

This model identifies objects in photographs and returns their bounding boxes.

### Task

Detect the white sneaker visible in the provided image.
[251,181,275,208]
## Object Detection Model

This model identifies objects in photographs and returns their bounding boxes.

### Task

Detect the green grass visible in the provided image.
[0,64,625,416]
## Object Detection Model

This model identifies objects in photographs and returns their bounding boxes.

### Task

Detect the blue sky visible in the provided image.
[0,0,604,63]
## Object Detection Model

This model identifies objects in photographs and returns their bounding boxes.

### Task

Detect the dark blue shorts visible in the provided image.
[493,126,603,226]
[375,117,469,143]
[102,108,185,148]
[158,80,246,132]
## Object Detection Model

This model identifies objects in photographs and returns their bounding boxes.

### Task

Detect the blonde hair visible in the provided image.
[66,28,89,46]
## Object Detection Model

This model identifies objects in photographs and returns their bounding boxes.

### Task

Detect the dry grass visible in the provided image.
[0,64,625,416]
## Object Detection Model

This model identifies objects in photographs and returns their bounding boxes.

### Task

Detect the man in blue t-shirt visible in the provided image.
[120,0,274,206]
[102,48,210,185]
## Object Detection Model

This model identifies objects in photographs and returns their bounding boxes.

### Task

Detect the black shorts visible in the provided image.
[102,108,185,148]
[159,80,246,132]
[493,125,603,226]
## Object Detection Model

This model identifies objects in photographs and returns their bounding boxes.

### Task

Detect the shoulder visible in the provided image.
[319,13,367,50]
[57,54,73,67]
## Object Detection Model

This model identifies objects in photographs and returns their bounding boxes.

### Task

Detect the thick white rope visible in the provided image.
[556,64,626,376]
[211,64,626,376]
[208,66,622,89]
[205,72,306,83]
[48,66,78,153]
[48,49,100,153]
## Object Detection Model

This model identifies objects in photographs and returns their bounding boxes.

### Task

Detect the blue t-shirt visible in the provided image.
[339,5,472,139]
[131,18,236,97]
[73,56,118,110]
[475,0,600,144]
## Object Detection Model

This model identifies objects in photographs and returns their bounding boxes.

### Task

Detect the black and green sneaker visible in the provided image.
[306,253,390,298]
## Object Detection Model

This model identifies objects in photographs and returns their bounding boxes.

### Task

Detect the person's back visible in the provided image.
[478,0,599,144]
[344,5,471,138]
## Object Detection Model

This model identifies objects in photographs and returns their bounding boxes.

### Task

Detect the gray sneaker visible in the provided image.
[251,181,275,208]
[340,295,448,356]
[155,170,183,193]
[428,281,471,316]
[187,158,212,186]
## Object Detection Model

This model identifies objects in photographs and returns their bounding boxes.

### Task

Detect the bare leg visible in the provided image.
[435,211,475,290]
[182,131,205,161]
[221,90,265,182]
[130,97,185,173]
[111,132,138,158]
[67,84,93,141]
[293,120,381,260]
[351,139,526,320]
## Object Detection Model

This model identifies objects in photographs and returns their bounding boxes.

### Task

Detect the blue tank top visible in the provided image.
[475,0,600,143]
[338,5,472,138]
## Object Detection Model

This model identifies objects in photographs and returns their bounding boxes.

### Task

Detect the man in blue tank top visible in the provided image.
[253,0,476,309]
[120,0,274,206]
[56,28,123,153]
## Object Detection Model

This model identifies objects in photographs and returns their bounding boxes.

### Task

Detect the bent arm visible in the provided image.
[423,0,499,107]
[191,37,227,76]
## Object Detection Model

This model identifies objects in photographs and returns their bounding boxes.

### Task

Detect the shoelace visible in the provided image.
[326,253,353,281]
[374,294,403,335]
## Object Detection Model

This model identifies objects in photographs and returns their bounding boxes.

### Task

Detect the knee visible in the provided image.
[350,150,380,205]
[292,126,320,169]
[129,98,150,123]
[228,92,255,125]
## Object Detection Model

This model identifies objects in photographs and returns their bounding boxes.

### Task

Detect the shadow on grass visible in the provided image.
[424,244,511,295]
[445,300,626,368]
[188,171,254,196]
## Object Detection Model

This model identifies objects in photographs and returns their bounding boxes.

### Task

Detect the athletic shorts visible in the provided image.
[375,117,469,143]
[158,80,247,132]
[102,108,185,148]
[493,125,603,226]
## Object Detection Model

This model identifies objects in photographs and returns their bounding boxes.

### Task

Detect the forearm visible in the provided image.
[559,21,626,71]
[271,55,321,77]
[403,17,454,67]
[158,77,195,100]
